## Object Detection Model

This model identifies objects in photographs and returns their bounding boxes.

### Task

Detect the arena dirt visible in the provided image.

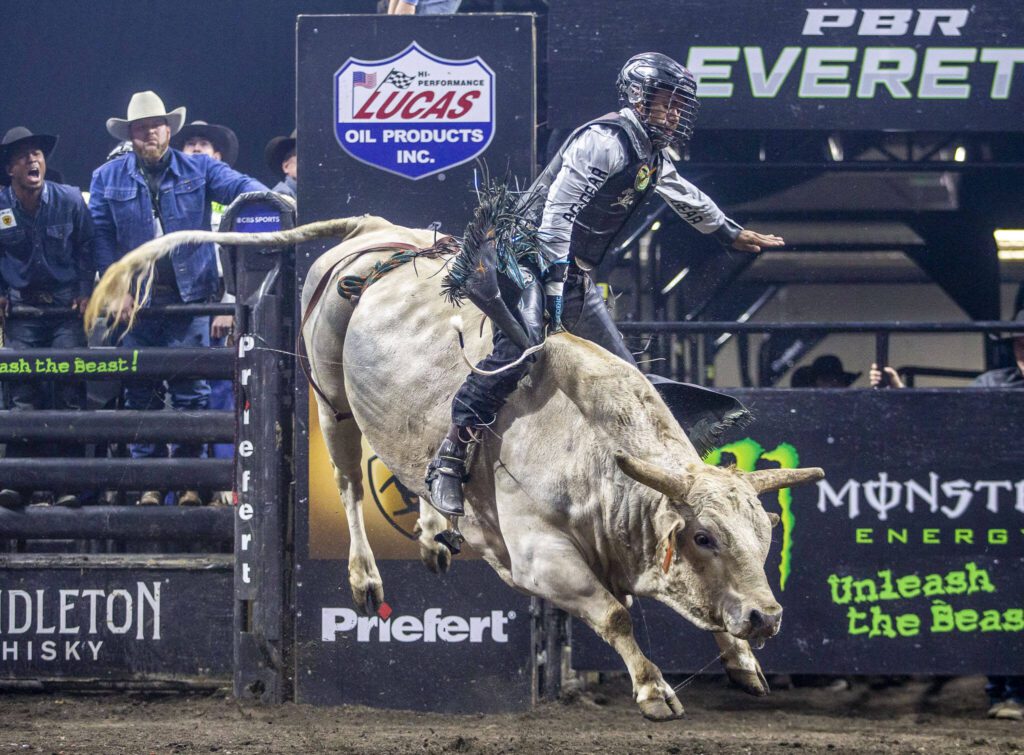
[0,674,1019,754]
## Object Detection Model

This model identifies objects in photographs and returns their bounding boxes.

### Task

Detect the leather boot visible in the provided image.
[425,427,473,516]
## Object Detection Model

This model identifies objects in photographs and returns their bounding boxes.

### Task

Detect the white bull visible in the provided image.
[86,212,823,721]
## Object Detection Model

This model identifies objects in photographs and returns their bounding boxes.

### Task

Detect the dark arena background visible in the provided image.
[1,1,1023,752]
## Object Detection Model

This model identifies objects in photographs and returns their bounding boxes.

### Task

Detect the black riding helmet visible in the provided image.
[616,52,700,150]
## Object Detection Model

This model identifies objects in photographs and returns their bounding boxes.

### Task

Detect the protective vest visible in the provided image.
[530,111,662,269]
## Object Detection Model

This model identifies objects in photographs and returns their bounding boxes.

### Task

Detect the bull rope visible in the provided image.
[335,238,459,301]
[671,651,727,693]
[298,236,457,421]
[449,316,547,376]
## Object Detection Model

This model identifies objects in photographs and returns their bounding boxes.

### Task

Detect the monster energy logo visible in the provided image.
[706,439,801,591]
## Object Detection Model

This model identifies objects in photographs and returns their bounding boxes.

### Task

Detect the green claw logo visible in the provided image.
[705,439,801,591]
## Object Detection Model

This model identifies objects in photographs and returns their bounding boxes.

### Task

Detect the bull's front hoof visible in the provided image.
[434,529,464,555]
[419,540,451,574]
[637,686,685,721]
[414,508,452,575]
[349,577,384,617]
[725,664,770,697]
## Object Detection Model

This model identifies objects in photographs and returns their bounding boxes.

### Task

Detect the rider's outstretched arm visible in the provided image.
[655,160,784,254]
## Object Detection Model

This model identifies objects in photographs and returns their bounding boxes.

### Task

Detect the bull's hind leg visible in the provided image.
[317,404,384,615]
[508,532,683,721]
[415,497,451,574]
[713,632,769,696]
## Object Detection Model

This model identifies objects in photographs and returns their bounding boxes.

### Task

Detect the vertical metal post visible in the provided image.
[540,601,567,700]
[737,332,752,387]
[225,193,295,703]
[874,331,890,389]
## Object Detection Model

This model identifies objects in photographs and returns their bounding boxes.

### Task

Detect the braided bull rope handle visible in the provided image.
[449,315,547,376]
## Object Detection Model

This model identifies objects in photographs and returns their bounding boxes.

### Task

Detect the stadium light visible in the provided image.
[995,229,1024,260]
[827,134,843,162]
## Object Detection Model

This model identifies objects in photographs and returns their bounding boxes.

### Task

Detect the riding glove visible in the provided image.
[543,262,569,333]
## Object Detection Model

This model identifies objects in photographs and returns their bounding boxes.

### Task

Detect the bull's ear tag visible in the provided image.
[661,540,674,573]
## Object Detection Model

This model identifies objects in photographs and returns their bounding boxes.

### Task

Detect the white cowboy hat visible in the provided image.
[106,91,186,141]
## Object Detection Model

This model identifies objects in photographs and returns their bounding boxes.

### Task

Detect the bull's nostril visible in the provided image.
[749,608,782,633]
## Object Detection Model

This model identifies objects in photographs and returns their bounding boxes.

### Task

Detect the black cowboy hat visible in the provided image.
[790,365,816,388]
[1,127,59,184]
[172,120,239,166]
[264,129,296,175]
[808,354,861,386]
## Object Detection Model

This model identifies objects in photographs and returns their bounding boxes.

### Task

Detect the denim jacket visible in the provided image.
[88,150,267,302]
[0,181,95,297]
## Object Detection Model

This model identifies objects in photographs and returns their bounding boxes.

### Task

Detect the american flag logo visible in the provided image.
[352,71,377,89]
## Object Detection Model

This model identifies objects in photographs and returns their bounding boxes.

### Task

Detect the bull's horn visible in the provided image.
[745,467,825,494]
[614,451,693,501]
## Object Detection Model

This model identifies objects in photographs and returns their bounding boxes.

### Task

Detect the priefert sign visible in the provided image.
[321,607,514,643]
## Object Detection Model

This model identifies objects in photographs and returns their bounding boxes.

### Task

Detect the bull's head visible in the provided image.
[616,451,823,647]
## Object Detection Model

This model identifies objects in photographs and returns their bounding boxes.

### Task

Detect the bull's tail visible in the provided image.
[85,216,380,338]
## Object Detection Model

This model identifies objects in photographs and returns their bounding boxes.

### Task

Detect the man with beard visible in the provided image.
[0,127,95,509]
[88,91,267,506]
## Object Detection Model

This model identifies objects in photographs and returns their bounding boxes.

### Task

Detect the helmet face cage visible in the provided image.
[617,55,700,150]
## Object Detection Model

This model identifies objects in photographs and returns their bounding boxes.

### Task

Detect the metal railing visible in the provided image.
[616,320,1024,387]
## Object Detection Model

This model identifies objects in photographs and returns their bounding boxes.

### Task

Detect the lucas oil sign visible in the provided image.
[334,42,495,180]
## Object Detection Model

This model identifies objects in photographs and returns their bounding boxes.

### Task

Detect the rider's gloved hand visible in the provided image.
[543,262,569,333]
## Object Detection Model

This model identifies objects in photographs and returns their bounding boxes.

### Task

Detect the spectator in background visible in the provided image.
[870,309,1024,721]
[790,365,815,388]
[172,121,241,502]
[173,120,239,175]
[264,130,296,200]
[172,120,239,336]
[871,311,1023,392]
[804,354,860,388]
[791,356,859,389]
[88,91,267,506]
[0,127,95,509]
[388,0,462,14]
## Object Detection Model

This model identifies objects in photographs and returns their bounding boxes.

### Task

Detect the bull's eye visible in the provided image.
[694,531,716,549]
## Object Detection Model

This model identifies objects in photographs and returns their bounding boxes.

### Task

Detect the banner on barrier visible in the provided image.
[549,0,1024,131]
[295,13,537,712]
[0,559,232,680]
[571,389,1024,675]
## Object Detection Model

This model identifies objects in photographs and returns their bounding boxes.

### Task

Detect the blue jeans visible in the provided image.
[415,0,461,13]
[987,676,1024,703]
[121,287,210,459]
[2,285,87,498]
[208,334,234,460]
